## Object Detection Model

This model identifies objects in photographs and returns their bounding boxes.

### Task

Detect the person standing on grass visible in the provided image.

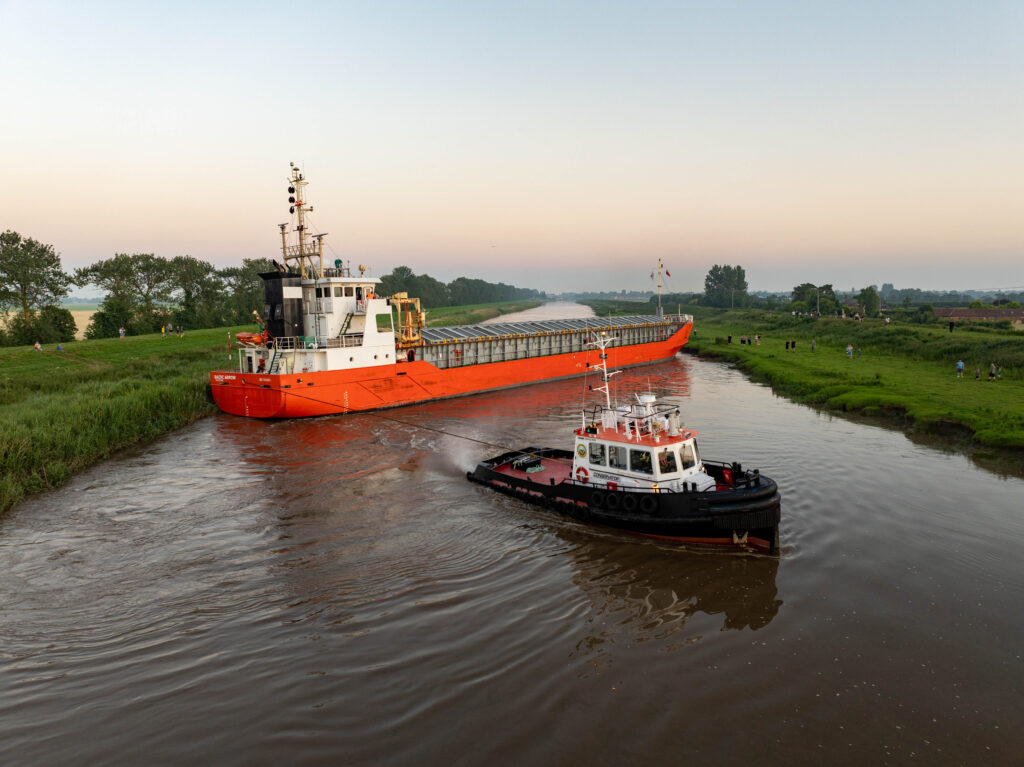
[956,359,964,378]
[811,339,816,353]
[989,363,997,381]
[975,368,981,380]
[846,344,853,358]
[118,326,125,339]
[161,325,166,338]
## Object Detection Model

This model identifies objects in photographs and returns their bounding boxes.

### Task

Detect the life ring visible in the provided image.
[639,495,657,514]
[575,466,589,483]
[589,490,605,509]
[622,495,638,513]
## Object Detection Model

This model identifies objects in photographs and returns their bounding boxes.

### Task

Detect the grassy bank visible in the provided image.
[0,328,246,513]
[0,299,546,515]
[672,308,1024,450]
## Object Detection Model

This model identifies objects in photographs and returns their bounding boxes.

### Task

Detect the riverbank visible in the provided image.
[669,307,1024,452]
[0,300,545,515]
[424,299,541,326]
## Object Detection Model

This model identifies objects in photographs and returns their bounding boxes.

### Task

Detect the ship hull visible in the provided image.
[467,447,781,554]
[210,322,692,418]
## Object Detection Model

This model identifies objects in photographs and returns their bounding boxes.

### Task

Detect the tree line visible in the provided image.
[0,229,275,344]
[377,265,544,308]
[0,230,544,345]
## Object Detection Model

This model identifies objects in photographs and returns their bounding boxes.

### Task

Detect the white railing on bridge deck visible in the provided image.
[272,334,365,351]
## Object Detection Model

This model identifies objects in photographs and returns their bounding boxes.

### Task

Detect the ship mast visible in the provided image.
[279,163,324,279]
[656,257,664,318]
[588,332,620,431]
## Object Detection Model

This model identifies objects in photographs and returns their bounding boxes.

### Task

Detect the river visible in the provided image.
[2,304,1023,765]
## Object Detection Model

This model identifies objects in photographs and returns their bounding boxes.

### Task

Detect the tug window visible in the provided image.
[608,445,628,470]
[334,287,343,297]
[657,449,677,475]
[589,443,606,466]
[680,442,696,470]
[630,449,653,475]
[345,287,354,297]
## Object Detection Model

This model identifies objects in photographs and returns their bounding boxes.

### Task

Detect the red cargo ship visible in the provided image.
[210,165,693,418]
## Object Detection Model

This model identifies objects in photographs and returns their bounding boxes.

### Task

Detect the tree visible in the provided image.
[378,265,416,297]
[85,295,135,339]
[218,258,275,324]
[703,264,748,308]
[0,230,71,331]
[790,282,837,314]
[171,255,225,329]
[74,253,177,333]
[857,286,880,317]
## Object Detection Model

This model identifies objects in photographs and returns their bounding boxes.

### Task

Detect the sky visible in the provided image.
[2,0,1022,295]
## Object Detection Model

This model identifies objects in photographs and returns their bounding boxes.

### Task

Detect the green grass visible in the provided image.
[671,308,1024,450]
[0,327,248,514]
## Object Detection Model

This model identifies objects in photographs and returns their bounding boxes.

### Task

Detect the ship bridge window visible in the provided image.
[273,303,283,320]
[263,303,272,320]
[629,449,653,475]
[589,442,606,466]
[680,442,696,470]
[657,448,677,475]
[608,445,628,470]
[345,287,354,297]
[334,287,343,297]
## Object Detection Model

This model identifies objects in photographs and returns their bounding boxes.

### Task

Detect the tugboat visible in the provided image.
[467,335,782,554]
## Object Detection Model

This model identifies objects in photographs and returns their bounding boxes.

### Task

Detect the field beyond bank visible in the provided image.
[0,300,541,515]
[586,304,1024,454]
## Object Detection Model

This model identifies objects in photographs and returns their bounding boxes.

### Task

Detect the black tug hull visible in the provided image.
[467,448,781,554]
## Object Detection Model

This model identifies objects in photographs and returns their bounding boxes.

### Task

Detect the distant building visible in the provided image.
[934,308,1024,329]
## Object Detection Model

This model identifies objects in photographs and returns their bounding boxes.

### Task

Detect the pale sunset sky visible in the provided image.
[2,0,1022,294]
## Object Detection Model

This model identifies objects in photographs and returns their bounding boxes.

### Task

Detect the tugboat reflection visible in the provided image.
[554,525,782,637]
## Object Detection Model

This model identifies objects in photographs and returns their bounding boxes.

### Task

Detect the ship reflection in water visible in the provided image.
[556,527,782,640]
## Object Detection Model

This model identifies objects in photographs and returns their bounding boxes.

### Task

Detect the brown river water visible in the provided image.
[2,304,1024,765]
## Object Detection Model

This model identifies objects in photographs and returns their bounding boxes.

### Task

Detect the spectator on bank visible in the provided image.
[956,359,964,378]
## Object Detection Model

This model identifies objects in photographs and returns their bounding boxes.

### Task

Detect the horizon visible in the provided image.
[3,1,1022,295]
